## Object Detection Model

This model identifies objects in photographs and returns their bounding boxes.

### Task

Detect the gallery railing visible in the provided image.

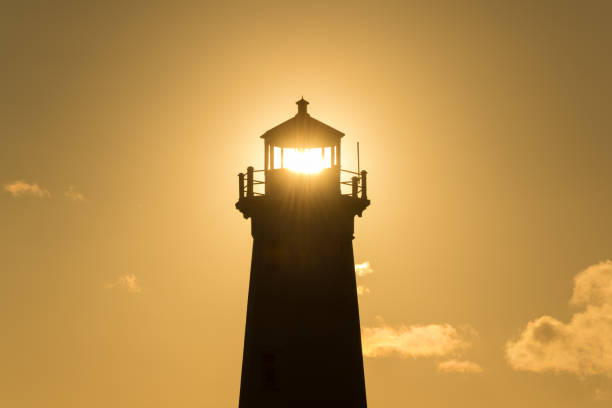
[237,167,367,200]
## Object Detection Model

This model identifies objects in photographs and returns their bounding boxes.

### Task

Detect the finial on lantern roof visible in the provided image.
[296,97,309,116]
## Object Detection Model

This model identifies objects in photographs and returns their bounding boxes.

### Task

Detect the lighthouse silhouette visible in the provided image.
[236,99,370,407]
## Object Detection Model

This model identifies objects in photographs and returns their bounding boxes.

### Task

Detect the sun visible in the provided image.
[276,147,333,174]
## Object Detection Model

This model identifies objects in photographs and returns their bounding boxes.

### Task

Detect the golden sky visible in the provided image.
[2,1,612,407]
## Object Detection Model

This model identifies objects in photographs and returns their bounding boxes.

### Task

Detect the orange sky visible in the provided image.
[2,1,612,407]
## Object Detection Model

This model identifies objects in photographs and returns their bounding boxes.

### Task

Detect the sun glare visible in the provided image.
[285,148,324,173]
[274,147,333,174]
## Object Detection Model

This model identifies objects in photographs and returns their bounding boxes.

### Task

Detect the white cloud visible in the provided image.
[438,359,483,374]
[362,319,475,359]
[105,274,142,293]
[356,261,482,370]
[506,260,612,377]
[355,261,373,295]
[64,186,85,201]
[3,180,50,198]
[355,261,374,277]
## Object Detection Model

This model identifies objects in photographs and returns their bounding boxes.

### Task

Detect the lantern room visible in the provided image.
[262,98,342,174]
[237,98,368,205]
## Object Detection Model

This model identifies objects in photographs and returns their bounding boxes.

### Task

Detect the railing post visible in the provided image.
[351,176,359,198]
[247,166,254,198]
[360,170,367,200]
[238,173,245,200]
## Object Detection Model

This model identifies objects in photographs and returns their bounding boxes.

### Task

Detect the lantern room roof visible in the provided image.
[260,98,345,148]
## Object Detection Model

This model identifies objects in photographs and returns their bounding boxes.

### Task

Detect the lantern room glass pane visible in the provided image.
[273,146,281,169]
[334,146,337,166]
[281,148,331,173]
[324,147,332,168]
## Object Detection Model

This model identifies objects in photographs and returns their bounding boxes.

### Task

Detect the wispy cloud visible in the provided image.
[355,261,373,296]
[357,261,482,372]
[595,387,611,401]
[506,260,612,377]
[105,274,142,293]
[438,359,483,374]
[355,261,374,277]
[362,319,475,359]
[3,180,50,198]
[64,186,85,201]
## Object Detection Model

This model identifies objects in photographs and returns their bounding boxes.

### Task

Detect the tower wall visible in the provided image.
[238,194,367,407]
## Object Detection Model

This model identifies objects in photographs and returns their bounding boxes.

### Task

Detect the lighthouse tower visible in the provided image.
[236,99,370,407]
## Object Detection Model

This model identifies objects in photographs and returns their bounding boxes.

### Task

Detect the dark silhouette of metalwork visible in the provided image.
[236,99,370,407]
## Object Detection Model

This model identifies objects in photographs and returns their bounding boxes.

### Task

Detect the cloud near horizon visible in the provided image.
[105,274,142,293]
[355,261,373,296]
[355,261,374,277]
[361,320,476,359]
[506,260,612,377]
[438,359,483,374]
[64,186,85,201]
[3,180,50,198]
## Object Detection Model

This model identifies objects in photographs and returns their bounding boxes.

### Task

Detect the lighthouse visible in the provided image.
[236,99,370,407]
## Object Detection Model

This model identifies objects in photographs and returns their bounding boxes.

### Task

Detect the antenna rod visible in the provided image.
[357,142,360,174]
